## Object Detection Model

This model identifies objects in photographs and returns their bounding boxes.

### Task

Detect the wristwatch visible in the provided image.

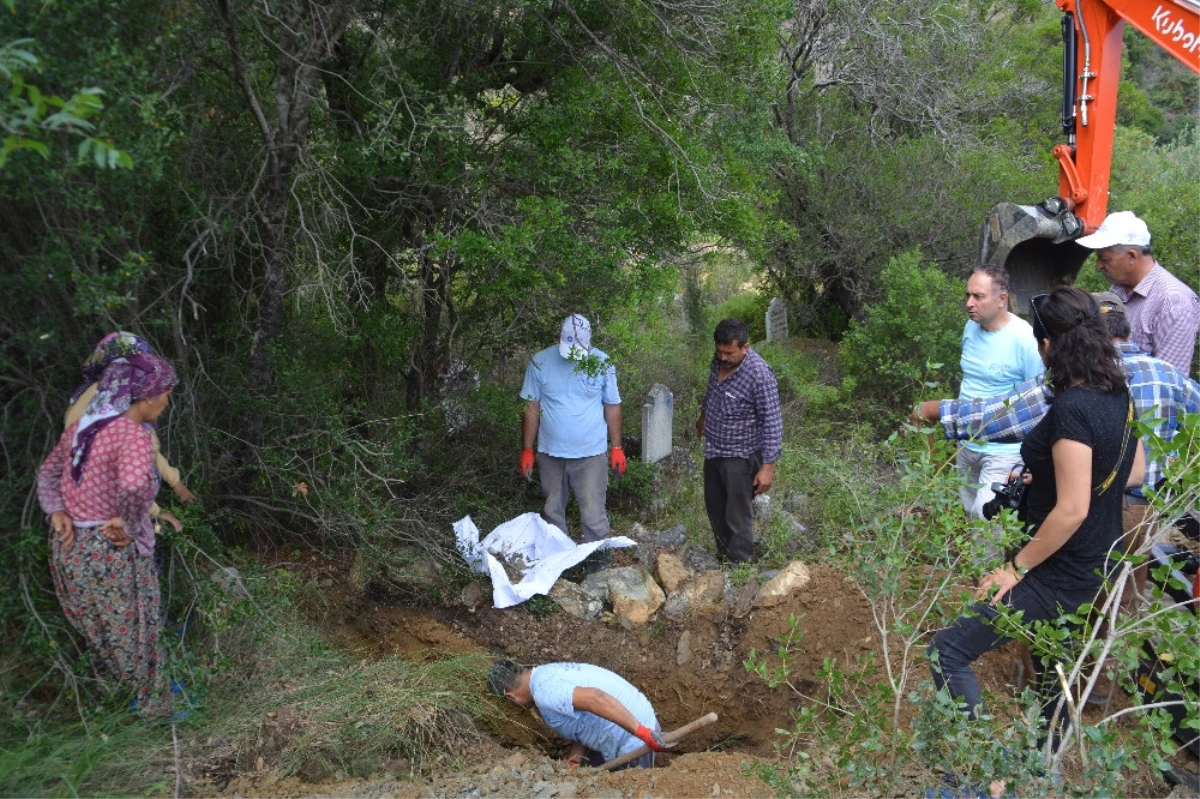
[1009,558,1029,579]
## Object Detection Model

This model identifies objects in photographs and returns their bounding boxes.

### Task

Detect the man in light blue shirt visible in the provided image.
[953,265,1044,523]
[519,314,625,544]
[488,659,671,768]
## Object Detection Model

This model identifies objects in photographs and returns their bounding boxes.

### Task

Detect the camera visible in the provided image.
[982,472,1027,520]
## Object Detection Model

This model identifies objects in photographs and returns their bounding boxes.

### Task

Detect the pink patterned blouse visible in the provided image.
[38,417,160,556]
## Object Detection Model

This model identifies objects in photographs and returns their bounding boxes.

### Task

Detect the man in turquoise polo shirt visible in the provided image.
[953,265,1043,528]
[519,314,625,545]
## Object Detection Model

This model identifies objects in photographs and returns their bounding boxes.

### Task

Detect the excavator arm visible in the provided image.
[980,0,1199,311]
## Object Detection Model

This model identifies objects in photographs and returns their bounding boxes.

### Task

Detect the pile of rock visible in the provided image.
[546,523,812,625]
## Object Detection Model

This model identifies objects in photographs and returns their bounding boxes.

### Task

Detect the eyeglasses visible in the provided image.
[1030,292,1049,339]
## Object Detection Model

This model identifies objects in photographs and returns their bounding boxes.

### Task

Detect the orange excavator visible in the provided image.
[980,0,1200,310]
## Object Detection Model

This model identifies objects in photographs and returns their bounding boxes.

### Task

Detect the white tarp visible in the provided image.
[454,512,635,609]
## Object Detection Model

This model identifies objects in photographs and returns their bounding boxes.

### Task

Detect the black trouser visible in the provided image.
[703,454,760,563]
[580,747,655,770]
[928,575,1096,752]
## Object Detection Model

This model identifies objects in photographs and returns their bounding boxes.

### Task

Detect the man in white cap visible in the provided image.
[1076,210,1200,373]
[519,314,625,548]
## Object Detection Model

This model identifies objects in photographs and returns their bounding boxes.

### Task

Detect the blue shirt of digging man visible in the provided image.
[521,346,620,459]
[529,662,658,763]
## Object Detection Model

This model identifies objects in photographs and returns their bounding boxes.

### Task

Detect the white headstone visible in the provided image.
[765,297,789,343]
[641,384,673,464]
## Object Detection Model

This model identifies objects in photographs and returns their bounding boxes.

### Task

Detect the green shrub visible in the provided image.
[755,342,845,424]
[839,249,962,410]
[711,291,769,344]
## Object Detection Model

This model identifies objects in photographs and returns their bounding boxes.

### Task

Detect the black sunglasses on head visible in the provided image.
[1030,292,1049,339]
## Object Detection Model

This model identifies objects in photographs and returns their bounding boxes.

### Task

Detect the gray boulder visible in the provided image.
[662,570,725,619]
[548,579,604,620]
[582,566,665,623]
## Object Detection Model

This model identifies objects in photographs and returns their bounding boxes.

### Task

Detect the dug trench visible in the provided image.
[201,551,1189,798]
[338,563,878,759]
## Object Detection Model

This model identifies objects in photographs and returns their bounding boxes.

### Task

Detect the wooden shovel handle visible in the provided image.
[597,712,719,771]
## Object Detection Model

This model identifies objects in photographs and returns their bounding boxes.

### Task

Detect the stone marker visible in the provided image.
[765,297,789,343]
[641,384,674,464]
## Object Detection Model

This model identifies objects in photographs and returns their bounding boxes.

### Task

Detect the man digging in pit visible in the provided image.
[487,659,673,769]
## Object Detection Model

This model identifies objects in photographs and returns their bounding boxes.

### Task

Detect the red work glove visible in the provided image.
[609,446,627,476]
[519,448,535,480]
[634,724,674,752]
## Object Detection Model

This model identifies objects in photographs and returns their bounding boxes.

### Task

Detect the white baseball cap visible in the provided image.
[558,314,592,360]
[1075,211,1151,249]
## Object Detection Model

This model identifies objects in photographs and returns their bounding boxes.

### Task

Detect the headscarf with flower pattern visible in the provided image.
[70,352,177,483]
[70,332,155,405]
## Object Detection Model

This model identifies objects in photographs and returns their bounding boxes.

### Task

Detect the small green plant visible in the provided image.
[522,594,559,618]
[608,457,657,515]
[727,561,758,587]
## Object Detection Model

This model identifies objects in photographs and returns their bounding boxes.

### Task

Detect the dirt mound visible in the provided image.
[210,743,770,798]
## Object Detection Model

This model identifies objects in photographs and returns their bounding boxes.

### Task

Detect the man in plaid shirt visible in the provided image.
[695,319,782,563]
[918,292,1199,603]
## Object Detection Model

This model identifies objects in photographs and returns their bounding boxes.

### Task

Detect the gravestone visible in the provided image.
[641,384,673,464]
[765,297,789,343]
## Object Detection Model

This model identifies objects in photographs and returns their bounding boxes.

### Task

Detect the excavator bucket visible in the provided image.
[979,201,1090,315]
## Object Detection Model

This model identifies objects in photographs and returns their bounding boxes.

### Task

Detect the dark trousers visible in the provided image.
[581,748,655,770]
[928,576,1096,750]
[703,455,760,563]
[537,452,610,543]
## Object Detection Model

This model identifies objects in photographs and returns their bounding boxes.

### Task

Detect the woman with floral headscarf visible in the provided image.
[64,332,195,531]
[37,351,180,715]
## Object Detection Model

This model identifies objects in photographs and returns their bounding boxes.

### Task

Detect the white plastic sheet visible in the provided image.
[454,512,635,608]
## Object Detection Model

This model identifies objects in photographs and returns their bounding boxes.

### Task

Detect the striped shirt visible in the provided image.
[701,348,783,463]
[937,342,1200,498]
[1112,263,1200,374]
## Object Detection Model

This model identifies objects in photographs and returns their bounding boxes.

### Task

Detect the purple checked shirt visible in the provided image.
[701,348,783,463]
[1112,263,1200,374]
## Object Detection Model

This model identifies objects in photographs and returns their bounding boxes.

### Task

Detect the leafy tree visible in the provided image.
[0,0,785,557]
[1109,125,1200,279]
[764,0,1063,335]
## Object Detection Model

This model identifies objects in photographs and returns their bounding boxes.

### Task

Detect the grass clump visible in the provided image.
[0,540,494,796]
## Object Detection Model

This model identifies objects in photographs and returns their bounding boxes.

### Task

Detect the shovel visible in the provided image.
[598,712,718,771]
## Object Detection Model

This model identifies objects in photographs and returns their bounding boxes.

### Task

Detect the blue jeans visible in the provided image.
[928,576,1097,750]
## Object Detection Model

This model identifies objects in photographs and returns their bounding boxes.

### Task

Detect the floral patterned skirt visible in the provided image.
[49,526,172,716]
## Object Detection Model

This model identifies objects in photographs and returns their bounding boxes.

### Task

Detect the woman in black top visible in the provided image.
[928,288,1145,752]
